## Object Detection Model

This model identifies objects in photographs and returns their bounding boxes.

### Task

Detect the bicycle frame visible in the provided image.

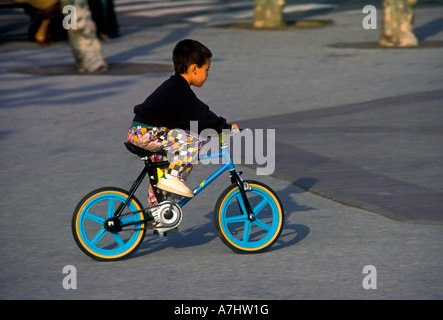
[115,143,255,228]
[179,144,254,220]
[178,144,233,206]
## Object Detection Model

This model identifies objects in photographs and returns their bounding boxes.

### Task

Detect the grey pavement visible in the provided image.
[239,89,443,225]
[0,0,442,300]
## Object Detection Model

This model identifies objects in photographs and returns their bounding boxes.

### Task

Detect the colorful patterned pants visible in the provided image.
[127,123,202,206]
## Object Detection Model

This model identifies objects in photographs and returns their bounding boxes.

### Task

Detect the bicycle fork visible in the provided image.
[229,169,255,221]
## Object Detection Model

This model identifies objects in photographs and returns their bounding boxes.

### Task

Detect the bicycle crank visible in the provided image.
[150,201,183,236]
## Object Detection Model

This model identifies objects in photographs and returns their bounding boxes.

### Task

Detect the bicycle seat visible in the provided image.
[124,142,166,158]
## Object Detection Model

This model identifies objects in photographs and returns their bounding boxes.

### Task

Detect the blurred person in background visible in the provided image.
[14,0,65,45]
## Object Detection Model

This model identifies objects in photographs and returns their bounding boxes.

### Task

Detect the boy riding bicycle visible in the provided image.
[127,39,239,199]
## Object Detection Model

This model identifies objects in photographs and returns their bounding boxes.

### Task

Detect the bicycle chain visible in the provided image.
[116,202,177,232]
[116,207,154,232]
[119,202,184,232]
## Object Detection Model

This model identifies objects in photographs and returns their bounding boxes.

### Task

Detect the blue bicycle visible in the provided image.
[72,132,284,261]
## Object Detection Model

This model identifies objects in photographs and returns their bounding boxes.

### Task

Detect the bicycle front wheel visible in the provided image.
[214,180,284,253]
[72,187,146,261]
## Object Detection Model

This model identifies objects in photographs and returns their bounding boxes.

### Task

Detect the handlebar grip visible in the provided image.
[218,128,249,143]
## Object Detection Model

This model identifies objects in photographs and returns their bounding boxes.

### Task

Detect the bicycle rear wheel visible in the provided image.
[72,187,146,261]
[214,180,284,253]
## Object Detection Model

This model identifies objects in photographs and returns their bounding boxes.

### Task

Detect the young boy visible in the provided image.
[127,39,239,199]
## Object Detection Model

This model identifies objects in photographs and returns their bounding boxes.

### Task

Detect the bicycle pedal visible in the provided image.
[153,229,165,237]
[146,221,156,229]
[153,227,178,237]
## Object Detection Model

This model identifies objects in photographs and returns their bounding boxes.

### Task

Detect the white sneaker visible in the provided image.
[157,174,194,198]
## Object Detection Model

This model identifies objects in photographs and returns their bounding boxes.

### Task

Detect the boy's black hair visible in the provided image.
[173,39,212,75]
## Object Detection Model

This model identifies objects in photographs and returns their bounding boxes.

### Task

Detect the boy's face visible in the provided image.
[188,59,211,87]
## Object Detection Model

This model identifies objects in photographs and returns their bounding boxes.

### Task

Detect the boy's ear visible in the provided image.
[188,64,198,74]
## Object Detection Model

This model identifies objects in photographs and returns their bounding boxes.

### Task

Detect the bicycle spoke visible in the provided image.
[252,216,271,232]
[90,227,107,246]
[242,220,251,243]
[253,198,269,216]
[224,214,248,224]
[84,212,105,225]
[235,194,247,215]
[107,199,115,218]
[111,232,125,248]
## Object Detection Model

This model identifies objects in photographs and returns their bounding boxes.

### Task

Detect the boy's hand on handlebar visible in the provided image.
[231,124,240,135]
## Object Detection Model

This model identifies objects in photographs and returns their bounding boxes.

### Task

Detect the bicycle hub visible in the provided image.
[104,217,122,233]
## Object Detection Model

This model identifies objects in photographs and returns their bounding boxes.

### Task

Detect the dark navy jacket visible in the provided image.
[133,75,231,133]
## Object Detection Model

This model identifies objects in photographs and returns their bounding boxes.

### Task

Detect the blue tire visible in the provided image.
[214,181,284,253]
[72,187,146,261]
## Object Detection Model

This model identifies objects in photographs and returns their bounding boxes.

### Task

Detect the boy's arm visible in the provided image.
[180,97,233,133]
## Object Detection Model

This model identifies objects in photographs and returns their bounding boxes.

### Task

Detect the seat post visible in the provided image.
[122,142,170,209]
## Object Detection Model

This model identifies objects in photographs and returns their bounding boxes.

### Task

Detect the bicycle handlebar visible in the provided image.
[218,128,249,143]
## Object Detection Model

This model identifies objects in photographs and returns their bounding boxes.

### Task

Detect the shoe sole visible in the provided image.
[157,182,194,198]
